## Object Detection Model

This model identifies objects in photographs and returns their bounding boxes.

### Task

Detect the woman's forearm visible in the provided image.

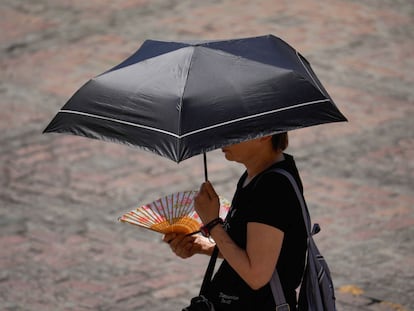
[209,223,283,290]
[209,225,258,287]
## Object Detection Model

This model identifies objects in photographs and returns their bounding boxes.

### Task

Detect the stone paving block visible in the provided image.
[0,6,54,48]
[1,35,132,98]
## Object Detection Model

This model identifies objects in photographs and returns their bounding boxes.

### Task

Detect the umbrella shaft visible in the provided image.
[203,152,208,181]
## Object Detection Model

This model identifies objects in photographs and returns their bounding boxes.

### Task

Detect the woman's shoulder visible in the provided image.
[253,167,302,197]
[259,153,303,191]
[253,169,293,193]
[257,154,295,180]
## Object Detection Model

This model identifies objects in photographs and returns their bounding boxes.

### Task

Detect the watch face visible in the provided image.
[200,226,209,237]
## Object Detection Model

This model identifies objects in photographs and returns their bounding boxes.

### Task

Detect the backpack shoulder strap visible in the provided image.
[199,246,219,295]
[269,168,312,236]
[266,168,311,310]
[269,269,291,310]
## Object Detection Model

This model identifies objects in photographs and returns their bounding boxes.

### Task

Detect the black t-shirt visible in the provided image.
[206,154,307,310]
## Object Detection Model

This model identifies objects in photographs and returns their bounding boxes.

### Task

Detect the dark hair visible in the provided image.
[271,132,288,151]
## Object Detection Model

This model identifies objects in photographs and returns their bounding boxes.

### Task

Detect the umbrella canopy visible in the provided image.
[44,34,346,163]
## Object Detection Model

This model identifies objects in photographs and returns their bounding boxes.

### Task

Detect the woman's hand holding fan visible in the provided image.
[118,191,230,235]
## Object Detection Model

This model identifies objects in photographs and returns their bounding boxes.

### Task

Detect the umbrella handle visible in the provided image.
[203,152,208,181]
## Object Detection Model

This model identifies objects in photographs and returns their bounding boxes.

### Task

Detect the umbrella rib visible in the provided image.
[295,50,324,95]
[59,98,329,140]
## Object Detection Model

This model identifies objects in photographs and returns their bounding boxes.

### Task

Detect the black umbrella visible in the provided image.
[44,34,346,180]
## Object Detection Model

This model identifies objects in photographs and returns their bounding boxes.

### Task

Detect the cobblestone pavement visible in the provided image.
[1,0,413,310]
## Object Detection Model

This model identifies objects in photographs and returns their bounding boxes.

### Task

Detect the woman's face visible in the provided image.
[221,138,262,164]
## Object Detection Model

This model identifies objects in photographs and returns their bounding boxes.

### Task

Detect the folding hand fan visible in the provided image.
[118,191,231,235]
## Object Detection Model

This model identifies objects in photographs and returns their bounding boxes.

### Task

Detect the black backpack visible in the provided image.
[269,169,337,311]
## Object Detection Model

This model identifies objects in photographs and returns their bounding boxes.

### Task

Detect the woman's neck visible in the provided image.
[243,152,285,186]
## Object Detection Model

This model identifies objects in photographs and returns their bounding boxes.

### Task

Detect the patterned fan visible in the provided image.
[118,191,231,235]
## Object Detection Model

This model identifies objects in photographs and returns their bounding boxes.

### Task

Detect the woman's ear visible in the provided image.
[258,135,272,143]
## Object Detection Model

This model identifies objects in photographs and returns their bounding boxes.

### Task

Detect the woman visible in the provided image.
[163,133,307,310]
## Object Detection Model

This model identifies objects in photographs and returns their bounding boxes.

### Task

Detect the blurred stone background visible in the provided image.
[0,0,413,310]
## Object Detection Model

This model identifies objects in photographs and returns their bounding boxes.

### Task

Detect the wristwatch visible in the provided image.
[200,218,224,237]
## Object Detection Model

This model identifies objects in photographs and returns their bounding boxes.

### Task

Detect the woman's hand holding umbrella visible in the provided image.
[194,181,221,225]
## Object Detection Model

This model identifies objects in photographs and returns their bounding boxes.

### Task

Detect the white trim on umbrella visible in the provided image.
[59,98,330,139]
[181,99,330,137]
[59,110,180,138]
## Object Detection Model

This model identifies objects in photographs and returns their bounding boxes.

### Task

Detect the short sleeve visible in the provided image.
[245,172,301,233]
